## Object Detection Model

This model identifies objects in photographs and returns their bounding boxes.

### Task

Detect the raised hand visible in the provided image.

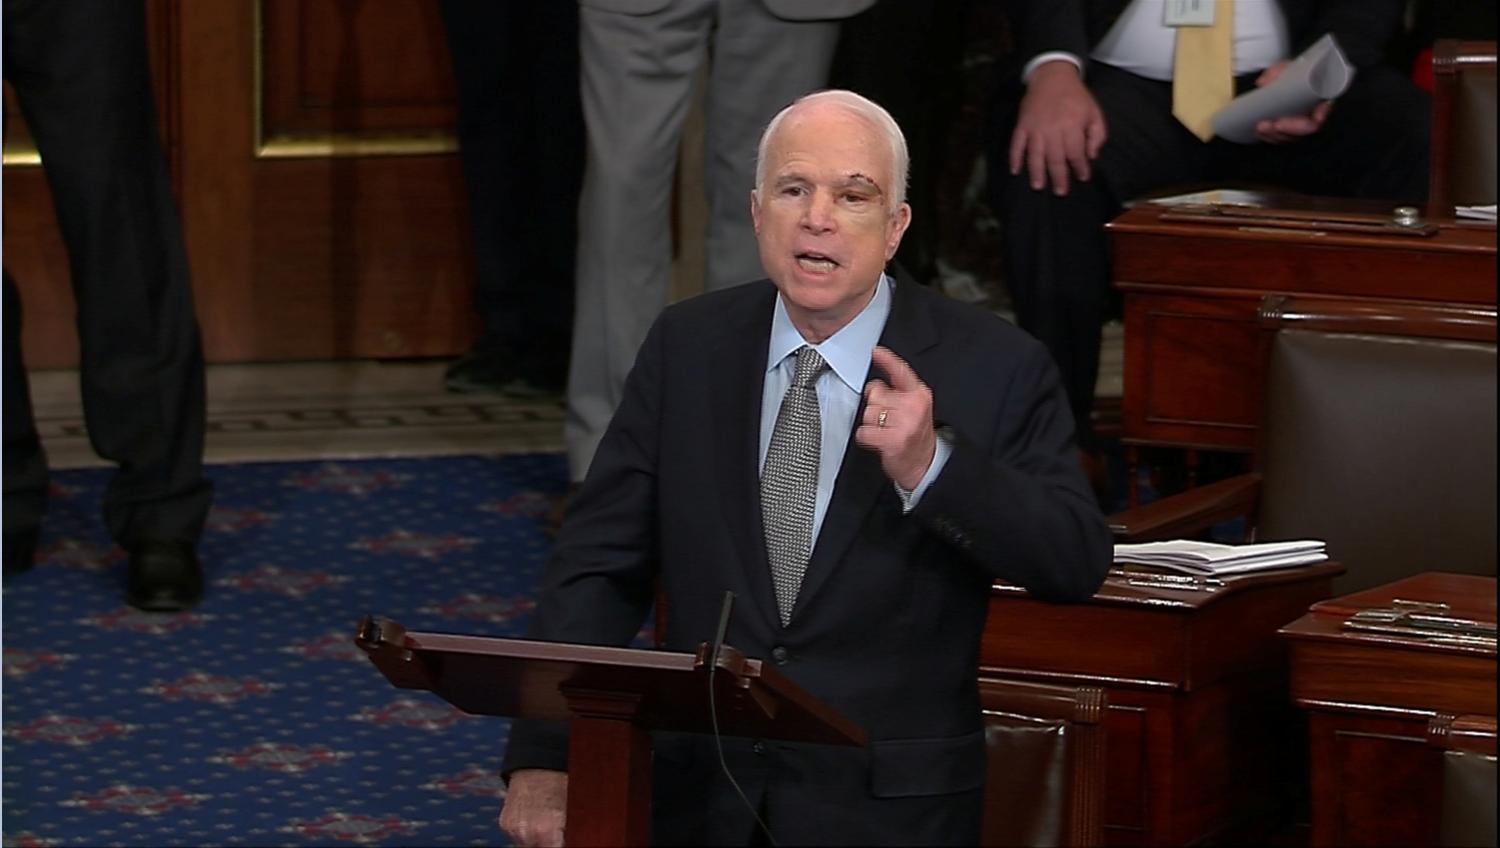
[855,346,937,492]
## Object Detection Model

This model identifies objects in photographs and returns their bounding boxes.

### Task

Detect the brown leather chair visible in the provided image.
[1111,298,1497,595]
[1429,714,1498,848]
[1430,40,1498,218]
[979,678,1106,847]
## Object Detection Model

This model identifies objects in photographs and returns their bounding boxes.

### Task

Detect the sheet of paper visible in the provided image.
[1456,204,1497,222]
[1210,33,1354,144]
[1138,188,1273,208]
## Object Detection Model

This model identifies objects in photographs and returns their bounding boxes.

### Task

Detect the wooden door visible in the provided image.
[2,0,477,368]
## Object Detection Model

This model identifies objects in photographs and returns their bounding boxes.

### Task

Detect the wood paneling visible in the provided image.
[4,0,476,368]
[982,564,1341,845]
[1109,200,1498,455]
[258,0,458,152]
[1283,575,1497,847]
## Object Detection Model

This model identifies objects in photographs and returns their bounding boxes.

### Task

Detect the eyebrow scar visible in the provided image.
[843,173,884,195]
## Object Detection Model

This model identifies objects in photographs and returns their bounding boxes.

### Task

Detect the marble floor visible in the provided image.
[31,320,1120,469]
[29,360,566,470]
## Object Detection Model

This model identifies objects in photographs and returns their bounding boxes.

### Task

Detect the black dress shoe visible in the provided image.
[444,351,564,399]
[126,540,203,612]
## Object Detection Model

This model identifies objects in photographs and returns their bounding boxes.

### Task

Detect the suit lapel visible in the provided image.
[789,278,941,623]
[711,284,782,629]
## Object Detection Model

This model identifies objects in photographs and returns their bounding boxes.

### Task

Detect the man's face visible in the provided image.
[751,102,911,339]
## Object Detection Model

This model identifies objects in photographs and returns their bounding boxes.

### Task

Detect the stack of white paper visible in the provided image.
[1113,539,1327,576]
[1456,205,1497,222]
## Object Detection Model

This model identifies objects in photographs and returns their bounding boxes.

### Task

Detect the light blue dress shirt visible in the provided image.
[759,275,953,545]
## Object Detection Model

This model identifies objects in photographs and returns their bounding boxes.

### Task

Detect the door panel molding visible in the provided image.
[254,0,458,159]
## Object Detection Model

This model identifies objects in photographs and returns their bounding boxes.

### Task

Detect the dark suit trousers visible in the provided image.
[3,0,211,544]
[830,0,972,285]
[439,0,583,383]
[990,61,1430,449]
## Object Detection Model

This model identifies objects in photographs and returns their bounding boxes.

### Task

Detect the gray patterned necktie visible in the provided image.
[762,345,825,626]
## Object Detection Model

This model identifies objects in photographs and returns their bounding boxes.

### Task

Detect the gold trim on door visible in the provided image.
[1,143,41,167]
[252,0,457,160]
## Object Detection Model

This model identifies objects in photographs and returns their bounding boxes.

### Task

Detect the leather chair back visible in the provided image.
[1256,314,1497,595]
[1431,715,1498,848]
[1430,40,1498,214]
[979,678,1106,847]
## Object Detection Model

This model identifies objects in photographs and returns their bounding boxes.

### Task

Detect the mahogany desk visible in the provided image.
[1280,573,1497,847]
[1106,199,1497,464]
[981,562,1343,845]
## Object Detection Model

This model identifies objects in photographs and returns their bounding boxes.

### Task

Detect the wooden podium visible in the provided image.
[354,617,863,846]
[980,562,1344,845]
[1280,573,1497,846]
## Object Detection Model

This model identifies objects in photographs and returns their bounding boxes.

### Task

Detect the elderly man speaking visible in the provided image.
[498,90,1111,847]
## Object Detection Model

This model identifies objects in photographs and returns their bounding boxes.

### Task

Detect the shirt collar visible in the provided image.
[766,273,893,393]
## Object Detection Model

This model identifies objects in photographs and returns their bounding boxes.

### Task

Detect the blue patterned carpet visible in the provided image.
[2,454,571,847]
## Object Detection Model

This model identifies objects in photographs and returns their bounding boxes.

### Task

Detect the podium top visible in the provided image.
[355,617,865,747]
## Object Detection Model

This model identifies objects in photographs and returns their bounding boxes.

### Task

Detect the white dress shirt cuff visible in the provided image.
[1023,51,1084,83]
[894,429,954,512]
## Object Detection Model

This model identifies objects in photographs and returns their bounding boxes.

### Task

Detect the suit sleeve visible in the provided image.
[501,311,669,776]
[1007,0,1091,67]
[1301,0,1408,69]
[910,337,1112,603]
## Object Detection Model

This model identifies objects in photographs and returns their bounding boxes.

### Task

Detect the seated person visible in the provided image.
[498,89,1111,847]
[990,0,1431,460]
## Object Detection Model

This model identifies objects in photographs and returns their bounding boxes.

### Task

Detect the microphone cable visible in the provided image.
[706,590,778,846]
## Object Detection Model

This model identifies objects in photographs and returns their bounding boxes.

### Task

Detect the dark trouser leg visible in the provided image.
[440,0,582,384]
[4,0,211,547]
[3,271,49,547]
[831,1,972,285]
[995,177,1115,451]
[990,64,1219,451]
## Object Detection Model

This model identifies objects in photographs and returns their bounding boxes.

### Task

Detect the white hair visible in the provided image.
[754,89,910,212]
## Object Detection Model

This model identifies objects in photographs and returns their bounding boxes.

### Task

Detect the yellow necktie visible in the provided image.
[1172,0,1234,142]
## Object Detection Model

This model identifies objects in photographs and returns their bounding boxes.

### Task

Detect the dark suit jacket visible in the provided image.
[1008,0,1408,74]
[504,278,1111,845]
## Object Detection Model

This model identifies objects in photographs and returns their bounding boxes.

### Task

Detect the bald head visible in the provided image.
[755,90,909,213]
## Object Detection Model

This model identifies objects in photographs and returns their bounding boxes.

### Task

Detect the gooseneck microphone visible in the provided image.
[705,590,777,845]
[710,589,735,670]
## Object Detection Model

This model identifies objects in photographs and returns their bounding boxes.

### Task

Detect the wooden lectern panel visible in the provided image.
[355,618,865,748]
[356,617,866,847]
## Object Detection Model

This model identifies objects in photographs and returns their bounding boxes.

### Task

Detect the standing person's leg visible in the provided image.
[440,1,583,398]
[4,0,211,608]
[515,0,584,391]
[567,0,713,482]
[700,0,841,293]
[439,0,531,392]
[2,272,48,576]
[829,0,969,287]
[991,64,1212,453]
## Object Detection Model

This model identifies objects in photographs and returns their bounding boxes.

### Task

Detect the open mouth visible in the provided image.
[795,251,840,273]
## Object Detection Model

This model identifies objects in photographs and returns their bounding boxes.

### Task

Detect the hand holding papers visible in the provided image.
[1211,34,1354,144]
[1114,539,1328,576]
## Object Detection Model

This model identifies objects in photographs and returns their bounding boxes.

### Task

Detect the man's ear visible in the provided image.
[885,202,912,259]
[750,189,762,234]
